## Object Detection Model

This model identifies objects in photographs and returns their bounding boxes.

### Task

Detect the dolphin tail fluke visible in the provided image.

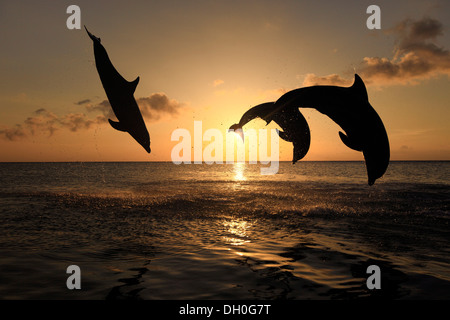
[108,119,127,132]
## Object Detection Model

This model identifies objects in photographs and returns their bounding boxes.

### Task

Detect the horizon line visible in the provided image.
[0,160,449,163]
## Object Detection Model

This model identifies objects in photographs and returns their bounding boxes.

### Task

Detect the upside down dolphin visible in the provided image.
[85,26,151,153]
[231,74,390,185]
[229,102,310,164]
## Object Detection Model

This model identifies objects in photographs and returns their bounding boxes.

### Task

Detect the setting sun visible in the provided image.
[0,0,449,304]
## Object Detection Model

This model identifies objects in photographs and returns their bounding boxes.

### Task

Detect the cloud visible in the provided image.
[359,17,450,86]
[256,87,289,101]
[0,125,26,141]
[301,17,450,88]
[84,92,184,121]
[0,108,107,141]
[84,100,115,119]
[213,79,224,87]
[58,113,107,132]
[0,93,184,141]
[137,93,183,120]
[388,17,443,42]
[75,99,91,105]
[302,73,353,87]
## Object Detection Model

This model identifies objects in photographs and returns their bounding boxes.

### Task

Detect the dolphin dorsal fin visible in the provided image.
[351,74,368,101]
[129,76,140,94]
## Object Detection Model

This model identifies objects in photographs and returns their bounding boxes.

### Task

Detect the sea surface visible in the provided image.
[0,161,449,300]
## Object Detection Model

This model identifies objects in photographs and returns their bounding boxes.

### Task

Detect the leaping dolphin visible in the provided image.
[230,74,390,185]
[85,26,151,153]
[229,102,310,164]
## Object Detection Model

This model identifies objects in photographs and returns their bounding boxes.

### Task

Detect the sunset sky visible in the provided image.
[0,0,449,162]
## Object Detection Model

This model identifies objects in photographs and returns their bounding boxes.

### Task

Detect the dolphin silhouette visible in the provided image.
[264,74,389,185]
[229,102,310,164]
[85,26,151,153]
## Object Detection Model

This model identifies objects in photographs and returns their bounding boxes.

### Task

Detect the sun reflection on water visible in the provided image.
[233,162,246,181]
[222,219,251,246]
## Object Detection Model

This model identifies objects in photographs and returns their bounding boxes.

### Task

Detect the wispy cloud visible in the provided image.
[212,79,224,87]
[390,128,437,137]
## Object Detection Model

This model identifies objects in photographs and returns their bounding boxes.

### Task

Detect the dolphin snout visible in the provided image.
[228,124,244,141]
[228,123,242,132]
[84,26,101,42]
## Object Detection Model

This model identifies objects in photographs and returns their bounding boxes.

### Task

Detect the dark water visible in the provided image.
[0,161,449,299]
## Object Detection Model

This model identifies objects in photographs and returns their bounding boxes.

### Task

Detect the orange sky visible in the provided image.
[0,0,449,162]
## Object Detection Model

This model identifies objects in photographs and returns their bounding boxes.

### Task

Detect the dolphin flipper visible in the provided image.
[108,119,127,132]
[277,130,290,142]
[230,102,310,163]
[271,107,310,163]
[339,131,362,152]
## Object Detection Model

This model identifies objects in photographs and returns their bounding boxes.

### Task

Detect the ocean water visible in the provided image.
[0,161,449,300]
